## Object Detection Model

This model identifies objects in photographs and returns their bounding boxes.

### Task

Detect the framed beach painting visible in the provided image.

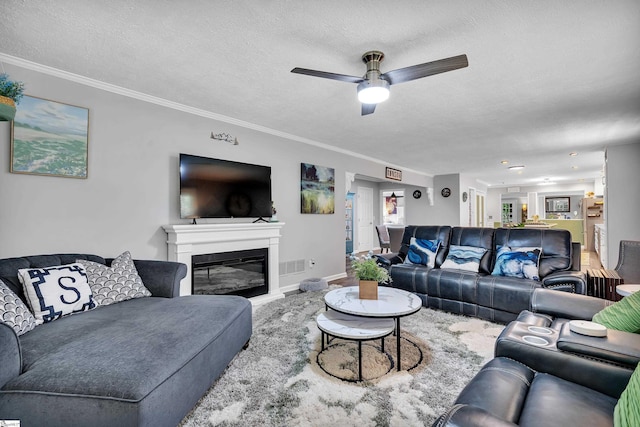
[11,95,89,179]
[301,163,335,214]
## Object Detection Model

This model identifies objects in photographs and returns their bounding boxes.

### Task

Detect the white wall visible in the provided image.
[605,142,640,267]
[0,62,431,287]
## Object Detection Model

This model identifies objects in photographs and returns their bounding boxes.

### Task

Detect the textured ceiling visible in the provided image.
[1,0,639,187]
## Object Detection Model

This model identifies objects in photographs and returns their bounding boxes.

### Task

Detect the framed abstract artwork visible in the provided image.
[11,95,89,178]
[301,163,335,214]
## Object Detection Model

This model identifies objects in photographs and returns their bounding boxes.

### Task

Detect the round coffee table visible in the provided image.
[324,286,422,370]
[316,310,395,381]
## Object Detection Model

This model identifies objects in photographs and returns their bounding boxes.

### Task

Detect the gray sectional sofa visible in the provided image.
[0,253,252,427]
[377,226,586,323]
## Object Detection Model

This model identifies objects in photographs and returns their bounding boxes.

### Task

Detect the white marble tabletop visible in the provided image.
[316,311,395,340]
[616,284,640,297]
[324,286,422,317]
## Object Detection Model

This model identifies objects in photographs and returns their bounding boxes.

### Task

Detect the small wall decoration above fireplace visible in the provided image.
[301,163,335,214]
[11,95,89,179]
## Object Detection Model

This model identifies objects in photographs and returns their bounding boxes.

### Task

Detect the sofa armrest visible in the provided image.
[133,259,187,298]
[0,322,21,389]
[530,288,612,319]
[557,323,640,368]
[374,252,404,267]
[433,404,517,427]
[542,270,587,294]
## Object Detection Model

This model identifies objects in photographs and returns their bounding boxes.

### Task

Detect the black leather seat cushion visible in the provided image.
[476,275,540,315]
[427,269,479,304]
[517,373,616,426]
[451,357,617,426]
[389,263,429,294]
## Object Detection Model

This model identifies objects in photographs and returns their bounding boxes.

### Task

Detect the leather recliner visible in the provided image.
[495,288,639,397]
[434,288,639,426]
[432,356,625,427]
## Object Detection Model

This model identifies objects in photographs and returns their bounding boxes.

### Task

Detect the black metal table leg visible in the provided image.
[396,317,401,371]
[381,336,385,353]
[358,341,363,381]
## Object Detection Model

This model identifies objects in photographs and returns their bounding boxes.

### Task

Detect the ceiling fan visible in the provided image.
[291,51,468,115]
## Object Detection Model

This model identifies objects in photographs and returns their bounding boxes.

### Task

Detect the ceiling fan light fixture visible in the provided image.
[357,79,390,104]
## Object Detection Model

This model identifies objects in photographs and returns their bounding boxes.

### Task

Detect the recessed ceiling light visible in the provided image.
[538,181,557,186]
[508,165,525,171]
[571,166,578,169]
[569,152,578,156]
[500,160,509,164]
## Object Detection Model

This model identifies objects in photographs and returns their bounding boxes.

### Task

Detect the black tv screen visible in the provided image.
[179,153,272,219]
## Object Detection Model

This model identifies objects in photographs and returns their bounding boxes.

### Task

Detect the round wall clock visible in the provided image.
[441,187,451,198]
[413,190,422,199]
[462,192,468,202]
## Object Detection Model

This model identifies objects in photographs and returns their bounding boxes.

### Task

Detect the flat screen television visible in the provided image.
[179,153,272,219]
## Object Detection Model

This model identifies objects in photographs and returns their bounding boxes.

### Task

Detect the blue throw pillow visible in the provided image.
[404,238,440,268]
[491,246,542,281]
[441,245,488,273]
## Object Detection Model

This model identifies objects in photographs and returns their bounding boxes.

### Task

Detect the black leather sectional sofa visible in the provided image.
[377,226,586,323]
[433,288,639,426]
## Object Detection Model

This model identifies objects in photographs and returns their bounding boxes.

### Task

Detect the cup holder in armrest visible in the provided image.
[527,326,554,335]
[522,335,550,346]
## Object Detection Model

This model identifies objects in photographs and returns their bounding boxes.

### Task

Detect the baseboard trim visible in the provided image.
[279,272,348,295]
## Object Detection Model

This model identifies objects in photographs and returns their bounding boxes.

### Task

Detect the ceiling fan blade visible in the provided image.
[382,54,468,85]
[361,103,376,116]
[291,67,364,84]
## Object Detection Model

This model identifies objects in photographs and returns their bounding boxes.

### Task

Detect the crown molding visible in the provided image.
[0,53,430,178]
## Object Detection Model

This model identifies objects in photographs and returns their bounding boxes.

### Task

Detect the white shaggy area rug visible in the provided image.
[179,286,503,426]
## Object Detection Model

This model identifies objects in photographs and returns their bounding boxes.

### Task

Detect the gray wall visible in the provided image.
[0,62,430,286]
[605,142,640,267]
[420,174,461,225]
[378,181,432,225]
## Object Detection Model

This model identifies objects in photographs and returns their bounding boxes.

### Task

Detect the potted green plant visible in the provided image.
[350,251,391,300]
[0,73,25,121]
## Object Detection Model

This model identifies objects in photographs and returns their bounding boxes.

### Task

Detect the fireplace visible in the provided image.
[163,222,285,305]
[192,248,268,298]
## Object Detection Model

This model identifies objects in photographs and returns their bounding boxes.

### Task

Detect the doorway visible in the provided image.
[357,187,374,252]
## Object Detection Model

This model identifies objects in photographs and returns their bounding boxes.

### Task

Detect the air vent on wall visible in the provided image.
[279,259,306,276]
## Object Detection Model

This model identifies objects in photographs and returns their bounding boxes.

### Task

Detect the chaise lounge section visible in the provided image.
[0,253,252,427]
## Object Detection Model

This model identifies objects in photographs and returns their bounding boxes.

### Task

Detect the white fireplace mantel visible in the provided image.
[163,222,285,305]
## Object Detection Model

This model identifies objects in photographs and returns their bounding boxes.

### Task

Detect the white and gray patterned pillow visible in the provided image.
[18,263,96,325]
[440,245,488,273]
[77,251,151,306]
[1,278,37,335]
